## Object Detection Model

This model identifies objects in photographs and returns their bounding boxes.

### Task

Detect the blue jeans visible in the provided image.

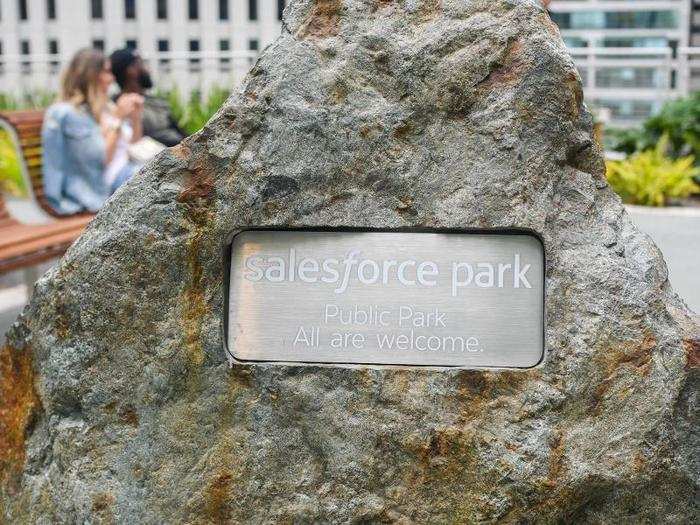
[110,161,141,194]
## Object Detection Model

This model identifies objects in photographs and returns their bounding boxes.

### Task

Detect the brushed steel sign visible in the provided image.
[226,230,544,368]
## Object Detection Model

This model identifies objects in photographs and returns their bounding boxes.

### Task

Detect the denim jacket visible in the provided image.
[42,103,110,214]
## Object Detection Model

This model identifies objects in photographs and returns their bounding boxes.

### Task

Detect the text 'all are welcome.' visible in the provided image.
[227,230,544,368]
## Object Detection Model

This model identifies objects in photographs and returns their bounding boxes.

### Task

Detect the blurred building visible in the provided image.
[690,0,700,88]
[0,0,284,96]
[549,0,692,127]
[0,0,698,128]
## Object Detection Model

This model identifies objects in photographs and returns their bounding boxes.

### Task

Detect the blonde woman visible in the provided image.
[42,48,144,214]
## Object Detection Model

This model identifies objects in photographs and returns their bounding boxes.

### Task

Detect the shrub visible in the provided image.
[0,128,28,197]
[606,135,700,206]
[603,127,649,157]
[0,91,55,111]
[605,92,700,170]
[644,91,700,162]
[161,86,230,136]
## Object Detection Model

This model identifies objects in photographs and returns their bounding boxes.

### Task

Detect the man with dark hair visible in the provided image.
[109,48,185,147]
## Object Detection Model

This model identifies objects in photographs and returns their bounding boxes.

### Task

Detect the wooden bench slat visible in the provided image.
[0,109,93,274]
[0,224,90,262]
[0,215,92,249]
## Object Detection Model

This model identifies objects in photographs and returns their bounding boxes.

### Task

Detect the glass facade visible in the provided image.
[551,11,678,30]
[595,99,659,120]
[550,0,688,124]
[595,67,663,89]
[600,37,669,48]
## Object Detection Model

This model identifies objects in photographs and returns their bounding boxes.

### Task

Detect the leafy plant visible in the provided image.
[160,86,230,136]
[0,90,55,111]
[605,92,700,173]
[0,128,28,197]
[606,135,700,206]
[603,127,650,157]
[644,91,700,162]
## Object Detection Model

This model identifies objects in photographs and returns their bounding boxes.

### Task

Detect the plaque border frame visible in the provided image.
[222,227,546,370]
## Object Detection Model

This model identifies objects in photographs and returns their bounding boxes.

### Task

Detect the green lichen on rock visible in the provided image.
[1,0,698,522]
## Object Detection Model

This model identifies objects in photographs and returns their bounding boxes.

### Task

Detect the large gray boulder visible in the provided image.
[2,0,698,522]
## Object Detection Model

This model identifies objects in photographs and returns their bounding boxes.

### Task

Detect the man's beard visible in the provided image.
[139,71,153,90]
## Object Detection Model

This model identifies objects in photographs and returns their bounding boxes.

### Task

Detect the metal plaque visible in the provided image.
[226,230,544,368]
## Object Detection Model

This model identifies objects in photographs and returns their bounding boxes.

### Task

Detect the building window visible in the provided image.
[563,37,587,48]
[189,39,200,71]
[219,39,230,71]
[601,37,668,49]
[595,67,661,89]
[126,39,137,50]
[277,0,284,21]
[248,0,257,21]
[157,39,170,71]
[125,0,136,19]
[91,0,103,19]
[48,39,59,73]
[18,0,28,20]
[20,39,30,74]
[0,41,4,76]
[92,39,104,50]
[219,0,228,20]
[188,0,198,20]
[47,0,56,19]
[157,0,167,19]
[551,10,677,30]
[596,99,657,121]
[248,39,258,65]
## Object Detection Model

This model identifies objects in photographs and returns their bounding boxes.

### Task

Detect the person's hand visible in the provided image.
[131,94,145,117]
[114,94,144,119]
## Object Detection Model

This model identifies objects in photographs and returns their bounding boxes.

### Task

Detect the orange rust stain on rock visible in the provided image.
[632,451,646,473]
[393,122,414,141]
[455,369,535,422]
[604,334,656,376]
[177,167,215,205]
[478,39,527,92]
[372,0,394,11]
[564,70,584,119]
[118,406,139,427]
[91,492,115,513]
[0,345,39,493]
[590,334,657,414]
[177,153,215,369]
[297,0,342,40]
[328,81,348,104]
[205,471,233,523]
[170,143,192,161]
[416,0,441,21]
[181,235,210,368]
[545,430,567,487]
[683,338,699,370]
[396,196,417,218]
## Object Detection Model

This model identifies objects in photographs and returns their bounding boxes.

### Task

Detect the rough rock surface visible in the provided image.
[2,0,698,522]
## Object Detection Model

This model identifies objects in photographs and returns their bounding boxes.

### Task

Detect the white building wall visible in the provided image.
[0,0,283,96]
[0,0,695,127]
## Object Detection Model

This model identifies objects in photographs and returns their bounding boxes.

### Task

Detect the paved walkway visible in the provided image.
[1,206,698,344]
[627,205,699,313]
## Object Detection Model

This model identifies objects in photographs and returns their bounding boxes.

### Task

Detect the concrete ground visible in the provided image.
[627,205,699,313]
[1,206,698,345]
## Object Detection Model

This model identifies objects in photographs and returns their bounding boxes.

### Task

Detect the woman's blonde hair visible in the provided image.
[59,48,108,120]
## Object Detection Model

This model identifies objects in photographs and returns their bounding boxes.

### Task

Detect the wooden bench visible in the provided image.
[0,110,93,279]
